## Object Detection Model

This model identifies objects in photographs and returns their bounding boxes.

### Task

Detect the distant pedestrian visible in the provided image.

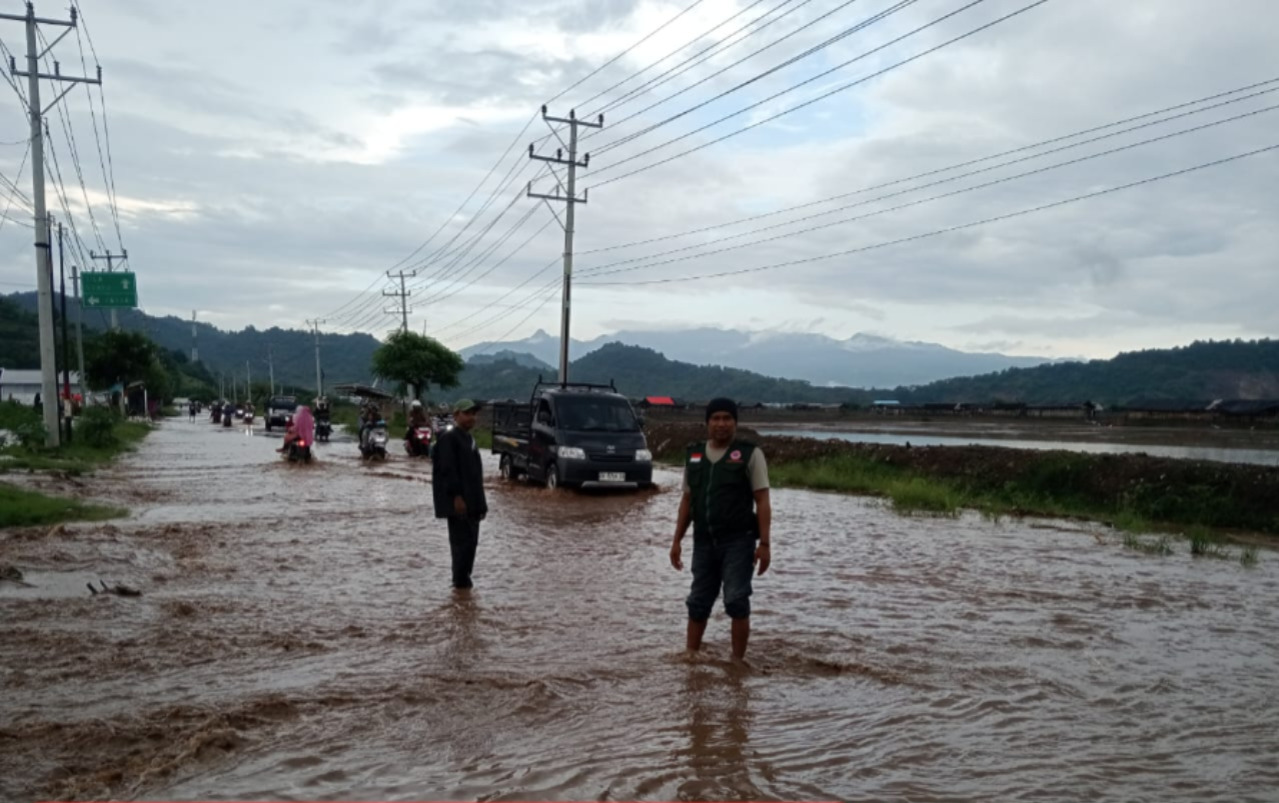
[432,399,488,591]
[670,397,772,664]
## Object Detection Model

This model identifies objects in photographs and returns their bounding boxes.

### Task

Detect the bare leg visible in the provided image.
[730,617,750,662]
[686,618,708,652]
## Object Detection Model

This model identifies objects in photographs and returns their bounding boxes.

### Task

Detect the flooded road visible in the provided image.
[3,420,1279,802]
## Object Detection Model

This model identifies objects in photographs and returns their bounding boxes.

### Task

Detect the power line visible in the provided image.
[70,3,123,250]
[429,256,560,337]
[595,0,918,155]
[548,0,711,107]
[580,142,1279,286]
[577,94,1279,278]
[588,0,1051,189]
[578,76,1279,257]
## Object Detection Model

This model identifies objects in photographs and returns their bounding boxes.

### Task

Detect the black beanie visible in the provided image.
[705,397,738,422]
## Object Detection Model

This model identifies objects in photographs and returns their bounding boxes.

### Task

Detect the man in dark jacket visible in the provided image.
[432,398,488,590]
[670,397,771,663]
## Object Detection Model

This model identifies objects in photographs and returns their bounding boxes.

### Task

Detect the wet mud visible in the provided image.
[2,420,1278,801]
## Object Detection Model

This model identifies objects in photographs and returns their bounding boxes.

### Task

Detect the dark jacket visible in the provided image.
[432,426,488,520]
[686,439,758,540]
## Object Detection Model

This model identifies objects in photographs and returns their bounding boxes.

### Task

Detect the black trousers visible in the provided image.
[447,516,481,589]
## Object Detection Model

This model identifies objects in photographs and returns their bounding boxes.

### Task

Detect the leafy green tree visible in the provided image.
[84,330,157,391]
[370,331,464,400]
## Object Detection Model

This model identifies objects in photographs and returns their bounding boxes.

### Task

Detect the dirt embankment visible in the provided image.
[644,422,1279,536]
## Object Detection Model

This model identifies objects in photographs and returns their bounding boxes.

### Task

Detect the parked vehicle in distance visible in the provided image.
[491,379,652,490]
[265,395,298,432]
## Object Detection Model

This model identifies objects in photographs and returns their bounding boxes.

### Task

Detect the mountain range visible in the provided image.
[460,328,1057,388]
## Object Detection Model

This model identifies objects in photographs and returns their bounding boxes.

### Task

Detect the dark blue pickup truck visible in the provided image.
[490,380,653,490]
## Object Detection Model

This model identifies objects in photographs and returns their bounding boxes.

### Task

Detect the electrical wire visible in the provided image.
[588,0,1051,189]
[577,95,1279,277]
[577,76,1279,256]
[580,142,1279,286]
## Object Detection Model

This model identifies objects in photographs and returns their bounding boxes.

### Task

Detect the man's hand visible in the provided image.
[670,539,683,571]
[453,496,467,516]
[755,542,771,576]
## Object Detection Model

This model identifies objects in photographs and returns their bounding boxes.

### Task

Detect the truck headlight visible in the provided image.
[557,446,586,460]
[635,449,652,462]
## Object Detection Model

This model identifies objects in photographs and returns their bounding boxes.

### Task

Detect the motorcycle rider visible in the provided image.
[407,400,431,455]
[358,399,381,448]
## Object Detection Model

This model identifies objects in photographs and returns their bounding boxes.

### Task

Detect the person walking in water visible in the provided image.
[670,397,772,663]
[432,399,488,591]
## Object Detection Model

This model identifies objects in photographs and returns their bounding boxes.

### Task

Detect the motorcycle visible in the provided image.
[315,418,332,443]
[235,406,245,420]
[405,425,432,458]
[286,438,313,464]
[359,420,389,461]
[210,403,223,423]
[222,408,234,427]
[243,411,255,426]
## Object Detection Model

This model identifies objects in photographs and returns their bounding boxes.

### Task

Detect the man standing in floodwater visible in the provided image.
[670,397,772,663]
[432,399,488,592]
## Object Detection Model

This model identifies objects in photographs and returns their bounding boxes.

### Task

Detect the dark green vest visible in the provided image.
[686,440,758,540]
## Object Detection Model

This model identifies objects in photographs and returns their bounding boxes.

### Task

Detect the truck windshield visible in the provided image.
[554,395,639,432]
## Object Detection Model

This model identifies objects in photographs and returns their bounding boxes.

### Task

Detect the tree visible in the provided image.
[370,331,464,399]
[84,330,157,390]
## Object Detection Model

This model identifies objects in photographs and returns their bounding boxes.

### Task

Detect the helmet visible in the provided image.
[411,400,423,409]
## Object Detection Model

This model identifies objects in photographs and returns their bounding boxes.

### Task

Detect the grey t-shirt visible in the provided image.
[682,442,770,494]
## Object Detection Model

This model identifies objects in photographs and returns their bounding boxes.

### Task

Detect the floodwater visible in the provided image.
[2,420,1279,802]
[758,427,1279,467]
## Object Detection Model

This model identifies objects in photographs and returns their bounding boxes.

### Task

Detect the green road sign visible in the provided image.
[82,271,138,308]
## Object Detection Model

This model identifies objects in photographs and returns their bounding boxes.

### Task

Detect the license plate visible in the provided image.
[599,472,626,482]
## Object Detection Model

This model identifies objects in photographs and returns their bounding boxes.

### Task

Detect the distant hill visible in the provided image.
[444,343,869,404]
[464,350,552,370]
[461,327,1058,388]
[895,339,1279,406]
[4,292,380,391]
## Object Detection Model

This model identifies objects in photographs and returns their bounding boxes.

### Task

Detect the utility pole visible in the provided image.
[58,221,70,442]
[245,360,251,403]
[89,248,127,329]
[70,261,85,403]
[384,269,415,334]
[3,2,101,446]
[306,318,326,396]
[264,344,274,397]
[528,106,603,384]
[191,310,198,363]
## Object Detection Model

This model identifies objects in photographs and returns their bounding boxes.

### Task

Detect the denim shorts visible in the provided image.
[686,535,757,621]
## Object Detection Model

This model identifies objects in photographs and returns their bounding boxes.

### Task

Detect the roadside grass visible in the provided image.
[1240,544,1260,567]
[0,482,125,528]
[1122,532,1176,555]
[762,451,1275,542]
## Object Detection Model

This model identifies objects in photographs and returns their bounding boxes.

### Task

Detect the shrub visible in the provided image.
[79,406,120,449]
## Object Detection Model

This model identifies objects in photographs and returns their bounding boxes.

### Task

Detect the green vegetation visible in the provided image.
[1,403,150,476]
[1122,533,1175,555]
[371,330,464,401]
[0,482,125,528]
[761,449,1277,538]
[1240,545,1259,567]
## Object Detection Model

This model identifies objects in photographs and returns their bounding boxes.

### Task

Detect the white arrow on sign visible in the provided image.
[88,296,99,305]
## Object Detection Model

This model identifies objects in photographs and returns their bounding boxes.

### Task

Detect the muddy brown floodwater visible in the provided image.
[3,421,1279,802]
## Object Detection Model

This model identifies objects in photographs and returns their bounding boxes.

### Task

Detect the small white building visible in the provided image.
[0,368,81,406]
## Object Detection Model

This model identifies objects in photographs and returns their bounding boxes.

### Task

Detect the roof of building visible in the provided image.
[643,396,675,405]
[0,368,81,385]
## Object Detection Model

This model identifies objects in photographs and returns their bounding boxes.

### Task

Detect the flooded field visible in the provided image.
[756,427,1279,466]
[3,420,1279,802]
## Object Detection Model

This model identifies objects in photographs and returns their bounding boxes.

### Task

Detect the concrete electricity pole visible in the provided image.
[528,106,603,384]
[70,262,85,402]
[191,310,198,363]
[2,2,101,446]
[306,318,326,396]
[89,248,127,329]
[264,344,275,396]
[384,269,415,334]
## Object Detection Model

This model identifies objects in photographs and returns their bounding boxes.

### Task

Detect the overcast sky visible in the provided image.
[0,0,1274,360]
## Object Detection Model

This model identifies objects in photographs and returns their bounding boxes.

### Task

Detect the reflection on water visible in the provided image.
[2,421,1278,802]
[758,427,1279,466]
